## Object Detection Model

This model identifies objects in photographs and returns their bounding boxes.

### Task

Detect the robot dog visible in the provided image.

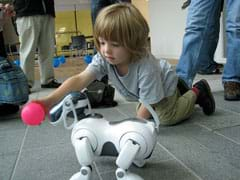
[49,92,160,180]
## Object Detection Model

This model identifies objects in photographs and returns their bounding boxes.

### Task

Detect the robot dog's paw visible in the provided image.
[70,166,92,180]
[69,172,82,180]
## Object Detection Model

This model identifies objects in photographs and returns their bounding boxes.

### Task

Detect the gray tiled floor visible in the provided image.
[1,74,240,180]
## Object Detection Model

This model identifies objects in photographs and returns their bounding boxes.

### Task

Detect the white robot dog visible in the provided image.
[49,92,160,180]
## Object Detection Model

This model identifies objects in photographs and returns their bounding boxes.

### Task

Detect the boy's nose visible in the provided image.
[105,44,112,53]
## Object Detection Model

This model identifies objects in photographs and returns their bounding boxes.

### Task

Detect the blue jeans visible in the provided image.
[90,0,131,24]
[176,0,240,87]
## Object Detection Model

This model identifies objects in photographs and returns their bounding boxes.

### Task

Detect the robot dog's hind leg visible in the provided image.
[115,140,144,180]
[70,137,94,180]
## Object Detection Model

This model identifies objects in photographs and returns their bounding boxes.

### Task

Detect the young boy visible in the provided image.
[37,3,215,125]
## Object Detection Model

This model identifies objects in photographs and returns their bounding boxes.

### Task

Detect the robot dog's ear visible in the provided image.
[49,91,92,129]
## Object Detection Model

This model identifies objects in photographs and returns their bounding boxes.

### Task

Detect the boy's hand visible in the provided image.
[31,98,54,115]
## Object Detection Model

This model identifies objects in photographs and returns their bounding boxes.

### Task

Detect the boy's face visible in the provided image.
[98,37,131,66]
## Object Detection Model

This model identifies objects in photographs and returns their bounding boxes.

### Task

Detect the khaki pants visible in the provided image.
[137,89,197,126]
[16,15,55,86]
[153,90,197,125]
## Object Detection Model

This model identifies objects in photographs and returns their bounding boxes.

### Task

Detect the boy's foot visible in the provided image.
[193,79,215,115]
[41,79,61,88]
[177,78,190,95]
[224,81,240,101]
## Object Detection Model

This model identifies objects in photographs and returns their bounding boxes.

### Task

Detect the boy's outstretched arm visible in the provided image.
[38,69,96,112]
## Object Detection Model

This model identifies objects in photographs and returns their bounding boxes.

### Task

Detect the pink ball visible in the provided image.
[21,102,45,126]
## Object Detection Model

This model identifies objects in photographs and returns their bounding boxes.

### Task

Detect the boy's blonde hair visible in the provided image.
[94,3,150,62]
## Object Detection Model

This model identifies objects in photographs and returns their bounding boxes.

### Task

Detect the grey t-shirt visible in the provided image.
[86,53,178,105]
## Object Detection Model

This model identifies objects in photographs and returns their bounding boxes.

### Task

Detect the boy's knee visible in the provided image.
[160,116,189,126]
[160,121,176,126]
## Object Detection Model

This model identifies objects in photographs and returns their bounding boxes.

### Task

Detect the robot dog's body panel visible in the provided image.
[71,115,157,159]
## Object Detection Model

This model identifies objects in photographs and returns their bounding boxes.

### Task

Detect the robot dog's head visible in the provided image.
[49,92,91,125]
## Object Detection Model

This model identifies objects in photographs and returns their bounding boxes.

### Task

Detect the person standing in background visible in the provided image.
[176,0,240,101]
[13,0,61,90]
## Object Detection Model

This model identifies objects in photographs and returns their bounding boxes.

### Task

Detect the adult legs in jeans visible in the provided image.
[223,0,240,100]
[197,0,224,75]
[176,0,223,87]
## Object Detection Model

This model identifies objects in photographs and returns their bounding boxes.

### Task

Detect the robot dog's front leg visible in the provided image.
[116,140,144,180]
[70,137,94,180]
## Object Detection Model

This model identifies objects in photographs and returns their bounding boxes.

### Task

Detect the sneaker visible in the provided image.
[193,79,215,115]
[224,82,240,101]
[177,78,190,95]
[41,79,61,88]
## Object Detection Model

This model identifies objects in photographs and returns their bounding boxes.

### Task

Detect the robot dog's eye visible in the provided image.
[65,101,71,107]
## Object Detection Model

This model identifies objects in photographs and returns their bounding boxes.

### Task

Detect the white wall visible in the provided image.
[148,0,225,63]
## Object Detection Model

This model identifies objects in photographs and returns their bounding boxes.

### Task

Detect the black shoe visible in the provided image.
[177,78,190,95]
[41,79,61,88]
[193,79,215,115]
